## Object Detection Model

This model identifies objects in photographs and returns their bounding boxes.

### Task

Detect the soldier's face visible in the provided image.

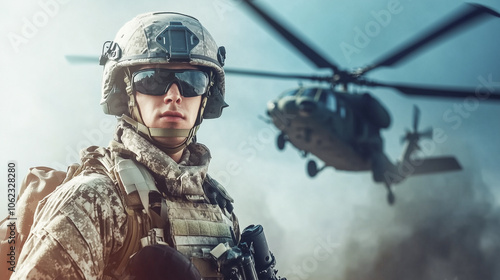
[134,63,202,146]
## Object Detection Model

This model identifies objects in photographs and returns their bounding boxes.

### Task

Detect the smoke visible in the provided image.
[336,153,500,280]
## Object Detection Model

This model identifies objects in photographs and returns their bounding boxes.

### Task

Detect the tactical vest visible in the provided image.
[82,148,237,280]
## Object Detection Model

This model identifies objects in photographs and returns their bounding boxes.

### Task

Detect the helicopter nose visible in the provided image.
[266,101,277,116]
[299,100,316,115]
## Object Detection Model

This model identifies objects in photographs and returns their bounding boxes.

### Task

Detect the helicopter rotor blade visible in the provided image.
[421,127,433,139]
[225,68,331,82]
[368,80,500,101]
[359,4,500,75]
[401,128,411,144]
[65,55,99,64]
[65,54,334,82]
[241,0,339,72]
[413,105,420,132]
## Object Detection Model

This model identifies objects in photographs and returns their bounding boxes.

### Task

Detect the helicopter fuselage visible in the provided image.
[267,87,375,171]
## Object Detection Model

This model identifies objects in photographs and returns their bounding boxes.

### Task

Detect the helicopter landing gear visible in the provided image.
[307,160,325,177]
[277,133,286,150]
[385,183,395,205]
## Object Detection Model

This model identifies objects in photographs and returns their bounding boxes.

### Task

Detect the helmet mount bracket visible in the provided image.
[156,22,199,61]
[99,41,122,66]
[217,46,226,66]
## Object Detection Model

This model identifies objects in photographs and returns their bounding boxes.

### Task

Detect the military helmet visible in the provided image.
[100,11,228,119]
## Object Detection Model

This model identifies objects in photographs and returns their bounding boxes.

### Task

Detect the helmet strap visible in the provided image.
[120,114,198,154]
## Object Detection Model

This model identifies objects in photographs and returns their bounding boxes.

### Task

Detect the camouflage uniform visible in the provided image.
[13,120,239,280]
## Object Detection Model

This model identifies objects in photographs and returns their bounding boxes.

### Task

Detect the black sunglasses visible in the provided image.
[132,68,210,97]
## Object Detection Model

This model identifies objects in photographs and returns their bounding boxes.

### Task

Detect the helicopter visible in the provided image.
[260,85,462,205]
[222,0,500,204]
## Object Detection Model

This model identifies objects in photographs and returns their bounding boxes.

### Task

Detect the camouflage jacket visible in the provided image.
[13,120,238,280]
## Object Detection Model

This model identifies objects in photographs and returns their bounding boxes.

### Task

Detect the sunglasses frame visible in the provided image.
[132,68,211,97]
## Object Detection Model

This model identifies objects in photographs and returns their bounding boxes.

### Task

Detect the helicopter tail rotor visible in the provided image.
[396,105,462,186]
[401,105,433,144]
[420,127,433,140]
[413,105,420,131]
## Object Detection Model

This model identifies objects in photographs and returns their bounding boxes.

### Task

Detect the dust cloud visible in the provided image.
[325,159,500,280]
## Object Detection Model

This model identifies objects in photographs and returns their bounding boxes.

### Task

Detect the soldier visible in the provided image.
[13,12,238,280]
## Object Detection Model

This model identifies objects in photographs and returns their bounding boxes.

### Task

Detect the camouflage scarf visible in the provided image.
[110,119,211,197]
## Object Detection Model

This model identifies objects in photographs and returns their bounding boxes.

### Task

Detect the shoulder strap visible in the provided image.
[84,153,152,279]
[114,156,158,212]
[113,156,168,229]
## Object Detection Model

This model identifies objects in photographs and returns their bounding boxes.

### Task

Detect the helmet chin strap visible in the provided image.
[120,114,196,154]
[122,68,207,155]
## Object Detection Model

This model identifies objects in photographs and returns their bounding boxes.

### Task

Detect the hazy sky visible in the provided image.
[2,0,500,279]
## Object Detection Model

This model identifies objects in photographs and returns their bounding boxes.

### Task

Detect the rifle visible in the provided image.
[211,224,286,280]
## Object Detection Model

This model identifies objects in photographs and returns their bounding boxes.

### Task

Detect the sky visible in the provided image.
[1,0,500,279]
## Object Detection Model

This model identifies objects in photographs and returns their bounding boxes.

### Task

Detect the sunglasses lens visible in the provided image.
[176,71,209,97]
[133,69,209,97]
[133,70,168,95]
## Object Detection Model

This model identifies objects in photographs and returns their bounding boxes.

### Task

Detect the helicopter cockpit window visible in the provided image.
[300,88,319,99]
[280,89,299,97]
[319,90,337,112]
